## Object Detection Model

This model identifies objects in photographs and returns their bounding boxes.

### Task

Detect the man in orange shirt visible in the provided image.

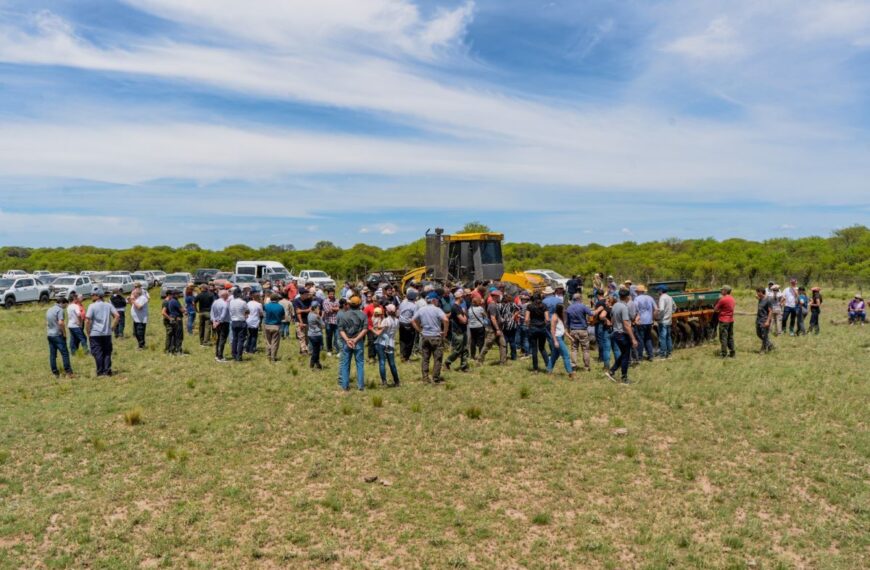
[714,285,736,358]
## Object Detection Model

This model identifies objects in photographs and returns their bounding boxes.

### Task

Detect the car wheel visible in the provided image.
[39,292,50,303]
[3,296,14,309]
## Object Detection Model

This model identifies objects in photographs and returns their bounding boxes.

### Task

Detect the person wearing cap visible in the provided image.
[195,285,216,346]
[307,302,325,369]
[210,289,231,362]
[605,288,638,384]
[479,290,507,365]
[110,288,127,339]
[161,290,186,355]
[656,285,676,358]
[321,289,340,355]
[782,278,799,336]
[633,285,657,362]
[373,304,400,386]
[338,296,368,390]
[293,289,313,355]
[46,296,73,378]
[412,291,449,383]
[755,287,775,352]
[713,285,736,358]
[363,295,380,363]
[796,286,810,336]
[848,294,865,325]
[444,289,469,372]
[129,287,149,350]
[565,293,594,371]
[766,284,783,336]
[245,292,264,354]
[67,292,89,355]
[499,292,520,360]
[85,289,119,376]
[398,290,419,362]
[808,287,823,334]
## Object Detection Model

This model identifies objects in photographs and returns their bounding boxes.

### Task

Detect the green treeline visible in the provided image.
[2,225,867,288]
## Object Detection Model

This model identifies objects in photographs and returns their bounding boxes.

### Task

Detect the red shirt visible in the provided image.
[715,295,735,323]
[363,304,375,330]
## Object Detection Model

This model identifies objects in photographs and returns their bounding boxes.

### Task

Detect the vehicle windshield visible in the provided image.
[306,271,328,278]
[215,272,232,279]
[104,275,124,281]
[0,279,14,287]
[544,271,565,280]
[479,241,502,265]
[53,277,77,285]
[165,275,189,283]
[270,269,289,278]
[131,274,145,279]
[234,275,256,283]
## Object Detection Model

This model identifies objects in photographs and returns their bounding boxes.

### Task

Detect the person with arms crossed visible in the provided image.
[412,292,449,383]
[46,296,73,378]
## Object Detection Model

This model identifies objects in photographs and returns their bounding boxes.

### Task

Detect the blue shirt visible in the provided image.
[542,295,561,316]
[635,294,656,325]
[565,301,593,330]
[166,298,184,318]
[263,301,284,326]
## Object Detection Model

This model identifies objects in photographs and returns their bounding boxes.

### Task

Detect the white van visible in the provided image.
[235,261,292,283]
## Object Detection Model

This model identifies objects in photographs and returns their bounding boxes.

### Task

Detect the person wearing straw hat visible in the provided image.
[848,293,865,325]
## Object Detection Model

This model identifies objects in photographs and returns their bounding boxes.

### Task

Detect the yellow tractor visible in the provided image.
[401,228,543,293]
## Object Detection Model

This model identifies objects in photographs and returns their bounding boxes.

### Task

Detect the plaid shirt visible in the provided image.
[322,298,340,325]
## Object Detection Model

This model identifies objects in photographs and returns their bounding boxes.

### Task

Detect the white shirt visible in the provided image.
[67,303,84,328]
[783,287,797,308]
[553,317,566,338]
[131,293,149,324]
[246,300,263,328]
[657,293,676,326]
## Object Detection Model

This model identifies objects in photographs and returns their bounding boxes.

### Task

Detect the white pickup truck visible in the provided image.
[0,277,51,309]
[296,270,336,290]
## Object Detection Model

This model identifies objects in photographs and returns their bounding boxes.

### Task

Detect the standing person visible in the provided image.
[606,275,617,298]
[184,286,196,335]
[130,288,149,349]
[517,291,531,357]
[398,290,418,362]
[278,293,293,339]
[605,289,638,384]
[713,285,736,358]
[263,293,284,362]
[374,304,401,386]
[499,292,520,361]
[412,292,449,383]
[322,289,340,355]
[85,289,119,377]
[445,290,469,372]
[755,287,775,352]
[338,296,367,391]
[211,290,230,362]
[592,273,603,298]
[479,291,507,365]
[293,289,313,355]
[848,294,865,324]
[67,292,89,355]
[592,290,612,369]
[565,293,593,372]
[767,284,783,336]
[245,292,264,354]
[633,285,657,362]
[566,275,580,300]
[466,296,489,361]
[363,296,379,363]
[656,286,676,359]
[524,293,550,373]
[228,290,249,361]
[161,290,179,354]
[110,289,127,339]
[307,302,325,369]
[195,285,215,346]
[809,287,823,334]
[796,287,809,336]
[782,279,799,336]
[546,304,574,378]
[46,296,73,378]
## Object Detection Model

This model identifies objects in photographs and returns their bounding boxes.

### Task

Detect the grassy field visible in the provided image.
[0,291,867,569]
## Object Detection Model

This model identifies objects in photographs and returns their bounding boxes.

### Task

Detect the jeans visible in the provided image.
[468,327,485,360]
[420,336,444,382]
[340,339,365,390]
[809,309,820,334]
[245,327,259,353]
[69,327,89,354]
[113,312,126,338]
[214,322,229,359]
[445,330,468,370]
[231,321,247,360]
[568,329,591,370]
[782,306,797,333]
[718,322,735,356]
[517,324,530,355]
[609,332,632,380]
[198,312,212,344]
[325,323,338,353]
[375,343,400,385]
[547,335,573,374]
[756,324,774,351]
[264,324,280,361]
[636,324,655,360]
[133,322,147,348]
[596,326,612,367]
[399,324,416,361]
[187,311,195,334]
[848,311,866,324]
[528,326,549,371]
[280,322,290,338]
[309,335,323,367]
[503,327,518,360]
[48,336,72,375]
[89,335,113,376]
[658,323,672,357]
[796,308,807,335]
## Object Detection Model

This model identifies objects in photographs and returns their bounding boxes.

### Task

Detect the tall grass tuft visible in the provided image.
[123,407,143,426]
[465,406,482,420]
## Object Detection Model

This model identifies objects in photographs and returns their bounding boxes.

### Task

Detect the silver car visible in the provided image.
[101,274,135,294]
[160,273,193,297]
[130,272,155,289]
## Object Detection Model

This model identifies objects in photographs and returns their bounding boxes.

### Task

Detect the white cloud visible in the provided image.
[621,227,633,235]
[377,223,398,235]
[796,1,870,41]
[779,224,796,230]
[663,16,747,61]
[0,208,142,239]
[359,227,370,234]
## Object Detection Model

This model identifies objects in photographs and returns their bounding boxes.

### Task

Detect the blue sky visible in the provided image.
[0,0,868,249]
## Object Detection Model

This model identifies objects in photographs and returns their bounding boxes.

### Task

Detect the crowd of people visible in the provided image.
[42,275,865,385]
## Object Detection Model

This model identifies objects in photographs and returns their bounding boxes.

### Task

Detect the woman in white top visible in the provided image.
[129,288,150,349]
[547,303,574,378]
[373,304,400,387]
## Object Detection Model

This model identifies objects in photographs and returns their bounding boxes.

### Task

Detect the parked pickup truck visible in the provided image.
[296,270,336,290]
[49,275,97,300]
[0,277,51,309]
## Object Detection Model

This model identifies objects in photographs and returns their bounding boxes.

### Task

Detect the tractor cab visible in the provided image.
[426,228,505,284]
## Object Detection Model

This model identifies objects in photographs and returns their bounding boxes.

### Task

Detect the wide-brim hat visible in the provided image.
[635,284,647,293]
[542,286,555,295]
